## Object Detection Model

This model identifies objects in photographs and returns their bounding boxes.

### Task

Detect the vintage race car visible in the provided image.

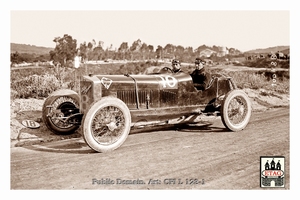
[42,66,252,153]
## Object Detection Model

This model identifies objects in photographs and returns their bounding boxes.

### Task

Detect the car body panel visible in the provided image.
[79,71,233,127]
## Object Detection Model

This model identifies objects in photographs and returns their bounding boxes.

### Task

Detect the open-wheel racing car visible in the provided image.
[42,65,252,153]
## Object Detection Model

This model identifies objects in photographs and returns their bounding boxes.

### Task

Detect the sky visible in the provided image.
[10,9,290,52]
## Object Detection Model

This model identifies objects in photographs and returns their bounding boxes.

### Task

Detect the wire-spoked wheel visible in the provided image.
[221,89,252,131]
[82,97,131,153]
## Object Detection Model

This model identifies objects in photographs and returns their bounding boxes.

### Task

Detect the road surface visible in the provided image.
[11,107,289,190]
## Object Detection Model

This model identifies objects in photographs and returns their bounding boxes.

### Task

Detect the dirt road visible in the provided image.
[10,107,289,190]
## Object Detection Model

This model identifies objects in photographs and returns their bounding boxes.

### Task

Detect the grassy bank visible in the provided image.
[209,69,289,94]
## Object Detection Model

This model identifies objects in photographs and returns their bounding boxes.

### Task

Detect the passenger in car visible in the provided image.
[190,58,211,90]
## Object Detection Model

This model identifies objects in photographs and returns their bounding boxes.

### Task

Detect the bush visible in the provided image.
[223,70,289,94]
[11,73,61,99]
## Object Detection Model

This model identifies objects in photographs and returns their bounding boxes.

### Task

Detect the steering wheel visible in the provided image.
[160,67,174,73]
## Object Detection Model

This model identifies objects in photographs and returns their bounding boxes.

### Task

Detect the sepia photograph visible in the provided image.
[5,0,299,198]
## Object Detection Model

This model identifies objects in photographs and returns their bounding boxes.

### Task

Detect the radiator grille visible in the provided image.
[161,90,176,104]
[117,90,157,108]
[117,90,136,105]
[117,90,176,108]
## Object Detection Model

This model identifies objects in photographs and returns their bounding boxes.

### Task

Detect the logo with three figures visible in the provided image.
[260,156,285,188]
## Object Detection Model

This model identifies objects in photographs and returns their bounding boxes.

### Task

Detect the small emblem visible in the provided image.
[260,156,285,187]
[101,77,113,89]
[22,120,40,129]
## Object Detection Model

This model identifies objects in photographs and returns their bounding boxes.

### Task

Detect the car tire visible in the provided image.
[221,89,252,131]
[82,97,131,153]
[42,89,80,135]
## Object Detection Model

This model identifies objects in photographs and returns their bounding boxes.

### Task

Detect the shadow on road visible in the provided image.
[23,138,96,154]
[22,122,227,154]
[175,123,228,132]
[130,121,227,134]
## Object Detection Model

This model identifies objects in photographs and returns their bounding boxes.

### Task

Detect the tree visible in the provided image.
[183,47,194,62]
[140,43,149,60]
[194,44,208,56]
[78,39,103,61]
[93,46,104,60]
[174,45,184,60]
[11,51,21,65]
[148,45,154,59]
[163,44,174,58]
[129,39,142,60]
[118,42,129,60]
[78,41,87,61]
[50,34,77,67]
[212,45,219,52]
[93,41,104,60]
[88,42,95,60]
[155,45,163,59]
[148,45,154,52]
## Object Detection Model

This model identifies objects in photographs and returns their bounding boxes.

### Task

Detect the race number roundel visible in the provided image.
[22,120,40,129]
[155,75,178,89]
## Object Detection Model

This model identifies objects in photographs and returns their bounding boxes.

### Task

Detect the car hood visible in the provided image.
[92,73,192,90]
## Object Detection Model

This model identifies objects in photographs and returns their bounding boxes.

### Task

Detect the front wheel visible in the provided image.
[221,89,252,131]
[82,97,131,153]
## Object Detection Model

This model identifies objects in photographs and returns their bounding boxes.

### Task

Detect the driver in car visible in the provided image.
[190,58,211,90]
[171,59,182,73]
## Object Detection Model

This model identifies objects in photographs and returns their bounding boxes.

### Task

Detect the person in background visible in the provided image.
[190,58,211,90]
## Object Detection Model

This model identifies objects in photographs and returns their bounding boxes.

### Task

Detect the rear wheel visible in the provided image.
[82,97,131,153]
[221,89,251,131]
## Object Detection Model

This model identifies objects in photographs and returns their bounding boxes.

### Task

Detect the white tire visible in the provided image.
[82,97,131,153]
[221,89,252,131]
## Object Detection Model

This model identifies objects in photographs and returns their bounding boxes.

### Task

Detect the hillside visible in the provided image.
[245,46,289,54]
[10,43,290,56]
[11,43,54,55]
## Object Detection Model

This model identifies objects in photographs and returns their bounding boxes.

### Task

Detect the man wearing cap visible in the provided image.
[190,58,211,90]
[171,59,182,73]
